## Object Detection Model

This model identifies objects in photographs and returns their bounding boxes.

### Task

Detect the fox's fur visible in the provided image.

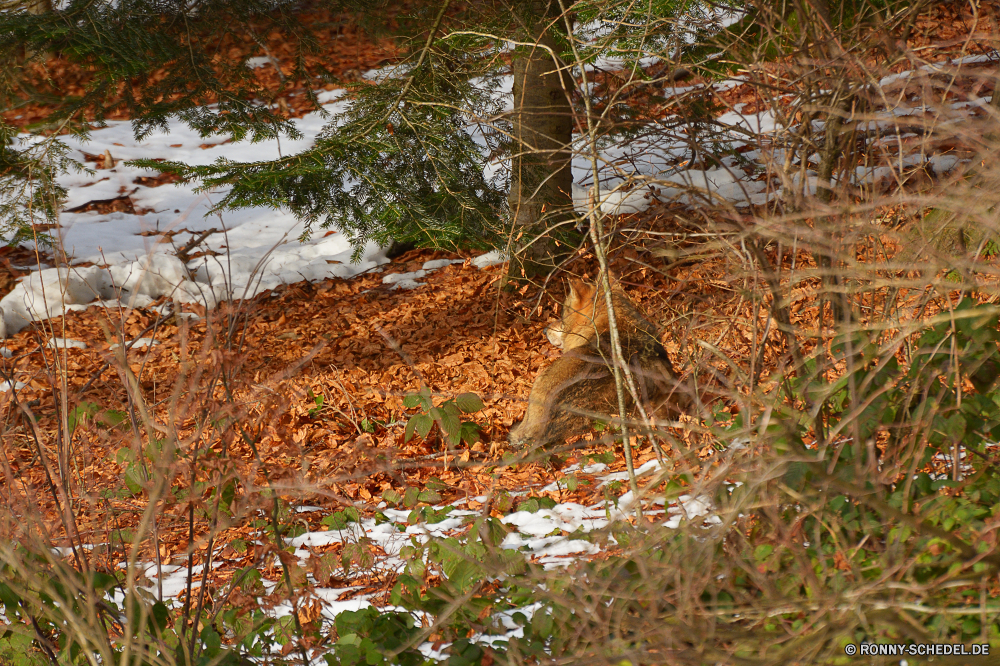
[509,279,691,448]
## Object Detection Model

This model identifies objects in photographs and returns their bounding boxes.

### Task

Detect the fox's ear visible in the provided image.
[566,279,587,303]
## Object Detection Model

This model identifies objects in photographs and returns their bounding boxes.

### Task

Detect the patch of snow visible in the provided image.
[422,258,464,271]
[110,337,159,350]
[108,254,191,300]
[929,154,960,174]
[141,564,202,600]
[382,270,426,290]
[713,77,747,93]
[101,453,729,660]
[0,266,115,335]
[502,502,612,538]
[245,56,274,69]
[46,337,87,349]
[949,53,999,65]
[599,458,664,486]
[471,250,507,268]
[315,88,347,104]
[716,108,780,135]
[380,260,465,289]
[879,53,999,89]
[560,462,608,475]
[2,83,524,337]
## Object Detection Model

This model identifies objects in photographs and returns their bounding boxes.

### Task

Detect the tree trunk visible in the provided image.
[24,0,52,12]
[507,0,575,281]
[22,0,53,60]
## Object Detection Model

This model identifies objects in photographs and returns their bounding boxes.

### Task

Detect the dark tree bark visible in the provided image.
[507,0,576,281]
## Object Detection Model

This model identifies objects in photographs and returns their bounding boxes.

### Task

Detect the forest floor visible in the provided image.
[1,0,998,633]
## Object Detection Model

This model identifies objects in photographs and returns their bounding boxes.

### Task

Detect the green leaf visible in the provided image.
[0,582,20,614]
[124,465,144,496]
[0,631,50,666]
[589,451,615,465]
[100,409,128,429]
[414,414,434,439]
[417,489,443,504]
[426,506,454,524]
[944,413,966,442]
[446,559,482,594]
[439,411,461,440]
[456,392,484,413]
[782,461,810,490]
[426,477,448,490]
[459,421,481,445]
[342,541,375,570]
[754,545,774,562]
[67,401,100,434]
[404,416,418,442]
[323,508,360,531]
[200,625,222,655]
[518,498,545,513]
[495,492,514,514]
[273,615,297,646]
[236,567,264,594]
[480,517,509,547]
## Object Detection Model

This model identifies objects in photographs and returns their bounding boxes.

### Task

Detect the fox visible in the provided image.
[508,278,692,449]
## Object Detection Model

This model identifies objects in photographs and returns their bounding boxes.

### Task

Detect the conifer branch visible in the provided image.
[367,0,452,134]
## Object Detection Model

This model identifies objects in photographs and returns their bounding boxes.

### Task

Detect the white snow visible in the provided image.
[245,56,274,69]
[379,259,465,290]
[110,337,159,350]
[83,459,723,647]
[91,473,695,658]
[10,54,972,337]
[1,265,116,334]
[143,564,204,599]
[471,249,507,268]
[382,270,427,290]
[715,108,780,135]
[0,90,409,337]
[422,258,465,271]
[3,22,990,662]
[878,52,999,88]
[0,95,500,336]
[46,337,87,349]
